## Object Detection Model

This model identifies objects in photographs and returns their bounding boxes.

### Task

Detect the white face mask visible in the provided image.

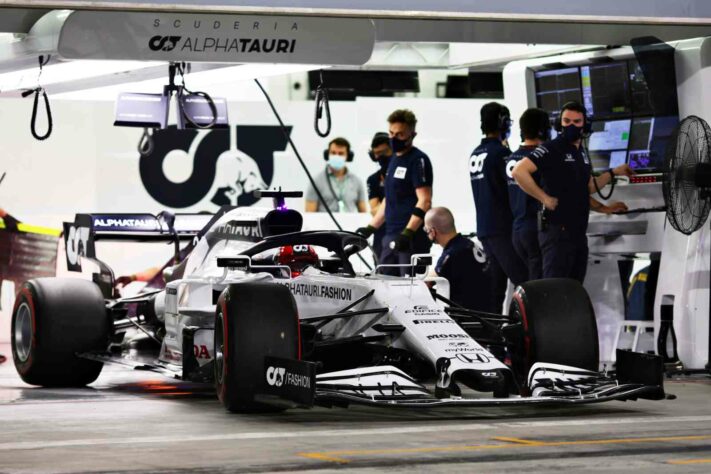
[328,154,347,171]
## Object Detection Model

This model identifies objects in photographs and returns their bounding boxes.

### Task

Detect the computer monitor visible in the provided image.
[588,119,632,151]
[534,67,582,122]
[589,150,628,172]
[581,62,632,119]
[587,119,631,172]
[628,116,679,172]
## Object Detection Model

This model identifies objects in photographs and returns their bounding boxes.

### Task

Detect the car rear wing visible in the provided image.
[62,211,217,272]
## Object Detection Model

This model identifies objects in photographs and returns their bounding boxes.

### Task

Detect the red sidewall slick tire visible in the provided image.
[11,278,110,387]
[214,282,300,413]
[509,278,599,385]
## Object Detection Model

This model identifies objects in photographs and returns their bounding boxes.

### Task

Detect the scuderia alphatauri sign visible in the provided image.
[58,11,376,64]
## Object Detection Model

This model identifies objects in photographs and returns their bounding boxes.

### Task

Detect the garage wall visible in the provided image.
[0,96,490,228]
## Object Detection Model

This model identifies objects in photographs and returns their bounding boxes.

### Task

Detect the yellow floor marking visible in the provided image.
[668,459,711,465]
[298,441,516,464]
[492,437,545,446]
[298,434,711,464]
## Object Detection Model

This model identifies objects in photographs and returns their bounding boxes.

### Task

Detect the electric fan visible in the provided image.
[661,115,711,371]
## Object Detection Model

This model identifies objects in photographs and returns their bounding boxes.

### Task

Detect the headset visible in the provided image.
[367,132,390,162]
[323,137,354,162]
[481,102,512,136]
[554,101,593,136]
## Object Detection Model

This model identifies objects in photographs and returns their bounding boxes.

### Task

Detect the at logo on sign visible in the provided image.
[149,35,182,51]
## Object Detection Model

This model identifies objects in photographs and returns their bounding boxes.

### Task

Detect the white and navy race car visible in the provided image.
[10,191,665,412]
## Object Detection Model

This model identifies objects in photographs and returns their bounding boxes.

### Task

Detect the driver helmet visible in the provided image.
[275,245,319,277]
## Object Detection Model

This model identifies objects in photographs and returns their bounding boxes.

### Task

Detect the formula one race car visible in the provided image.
[10,191,665,412]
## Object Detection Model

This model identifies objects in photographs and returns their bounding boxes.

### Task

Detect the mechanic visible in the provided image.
[365,132,392,261]
[469,102,528,309]
[507,109,630,281]
[505,108,549,280]
[356,109,433,276]
[305,137,367,213]
[512,101,634,282]
[424,207,498,312]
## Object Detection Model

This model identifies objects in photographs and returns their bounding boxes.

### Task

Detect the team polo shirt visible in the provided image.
[435,234,493,312]
[506,145,540,233]
[529,135,592,233]
[469,138,513,238]
[384,147,433,235]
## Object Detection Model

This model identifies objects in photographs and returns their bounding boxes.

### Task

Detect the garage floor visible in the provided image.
[1,343,710,473]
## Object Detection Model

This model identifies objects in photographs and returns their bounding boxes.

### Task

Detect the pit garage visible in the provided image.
[1,1,711,473]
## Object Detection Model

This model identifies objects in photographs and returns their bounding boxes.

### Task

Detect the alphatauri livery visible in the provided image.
[12,191,665,412]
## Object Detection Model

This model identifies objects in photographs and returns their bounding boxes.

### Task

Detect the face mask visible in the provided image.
[377,155,390,170]
[562,124,583,142]
[390,136,411,153]
[328,154,346,171]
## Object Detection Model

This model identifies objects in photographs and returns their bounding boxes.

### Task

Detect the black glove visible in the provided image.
[393,228,414,252]
[356,225,376,238]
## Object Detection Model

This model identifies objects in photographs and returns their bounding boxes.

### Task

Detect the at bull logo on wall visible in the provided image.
[140,125,291,209]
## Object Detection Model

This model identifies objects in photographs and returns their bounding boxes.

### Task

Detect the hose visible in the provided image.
[21,55,53,141]
[176,63,218,129]
[313,70,331,138]
[138,128,155,157]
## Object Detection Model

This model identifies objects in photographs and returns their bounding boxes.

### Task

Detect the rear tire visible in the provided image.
[11,278,110,387]
[509,278,599,384]
[214,282,300,413]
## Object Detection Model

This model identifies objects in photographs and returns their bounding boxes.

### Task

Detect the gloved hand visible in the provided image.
[355,225,376,238]
[393,228,414,252]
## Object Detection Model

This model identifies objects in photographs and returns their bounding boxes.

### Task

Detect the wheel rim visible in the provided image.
[14,302,33,363]
[214,311,225,385]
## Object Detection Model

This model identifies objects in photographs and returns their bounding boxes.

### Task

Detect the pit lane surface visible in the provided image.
[0,343,710,473]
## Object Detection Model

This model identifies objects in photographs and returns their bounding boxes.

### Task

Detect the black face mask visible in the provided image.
[562,124,583,142]
[377,155,391,171]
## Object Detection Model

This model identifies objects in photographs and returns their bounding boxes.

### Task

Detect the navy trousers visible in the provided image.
[538,225,589,283]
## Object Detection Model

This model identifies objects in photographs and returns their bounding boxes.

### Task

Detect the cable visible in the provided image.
[254,78,372,271]
[583,142,616,200]
[176,63,217,129]
[138,128,155,157]
[22,55,52,141]
[314,70,331,137]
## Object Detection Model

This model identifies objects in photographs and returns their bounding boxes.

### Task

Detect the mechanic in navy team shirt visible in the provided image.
[507,108,630,281]
[469,102,528,308]
[424,207,497,312]
[512,101,634,283]
[505,108,551,281]
[356,109,433,276]
[365,132,392,262]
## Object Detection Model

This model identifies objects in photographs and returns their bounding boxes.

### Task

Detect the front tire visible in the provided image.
[509,278,599,385]
[11,278,110,387]
[214,282,300,413]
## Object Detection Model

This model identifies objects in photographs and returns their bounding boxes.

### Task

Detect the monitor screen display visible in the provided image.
[535,67,582,122]
[589,150,628,172]
[628,116,679,172]
[581,62,631,119]
[588,119,632,151]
